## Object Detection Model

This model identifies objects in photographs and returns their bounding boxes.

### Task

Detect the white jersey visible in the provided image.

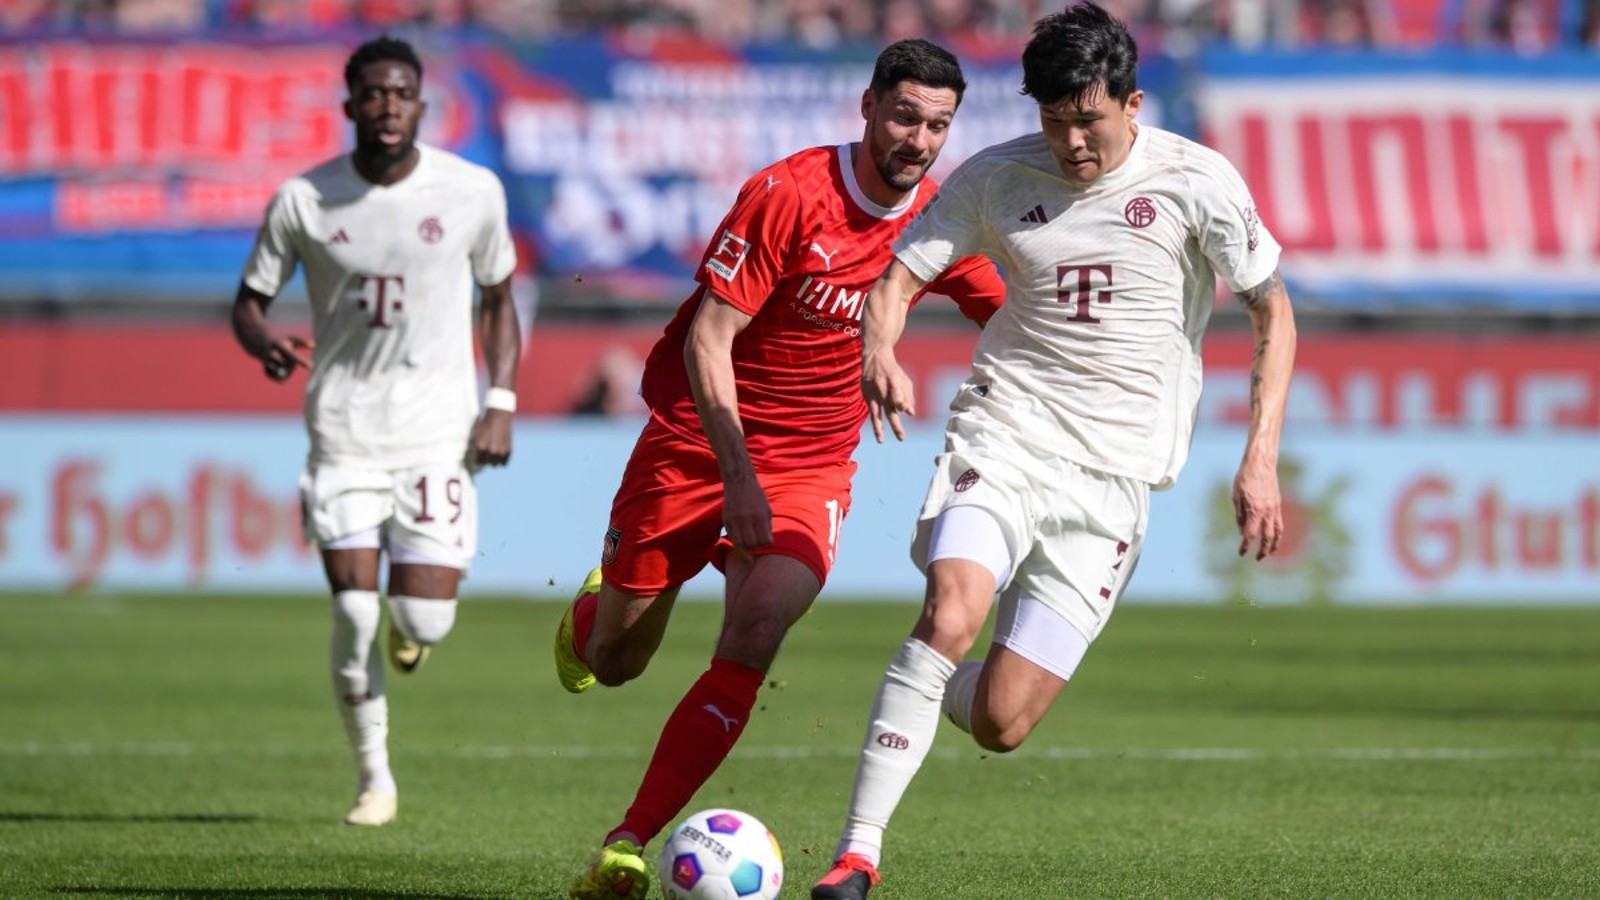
[243,144,517,469]
[896,125,1279,489]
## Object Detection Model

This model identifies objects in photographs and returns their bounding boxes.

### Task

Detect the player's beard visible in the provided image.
[354,129,417,177]
[877,152,930,193]
[869,130,932,193]
[357,128,415,161]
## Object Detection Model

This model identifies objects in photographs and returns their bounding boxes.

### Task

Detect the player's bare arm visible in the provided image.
[861,259,929,443]
[1233,268,1297,560]
[230,282,313,383]
[685,292,771,552]
[469,275,520,468]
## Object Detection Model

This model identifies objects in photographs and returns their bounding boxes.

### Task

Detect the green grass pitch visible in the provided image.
[2,593,1597,898]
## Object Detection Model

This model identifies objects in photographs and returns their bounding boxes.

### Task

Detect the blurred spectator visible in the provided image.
[1387,0,1463,45]
[569,345,646,418]
[230,0,352,28]
[466,0,554,37]
[1,0,64,30]
[1300,0,1384,44]
[1485,0,1562,50]
[4,0,1598,54]
[113,0,208,30]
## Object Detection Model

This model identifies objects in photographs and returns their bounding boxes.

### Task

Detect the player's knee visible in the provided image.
[388,595,457,645]
[717,618,788,667]
[333,589,381,627]
[915,601,984,656]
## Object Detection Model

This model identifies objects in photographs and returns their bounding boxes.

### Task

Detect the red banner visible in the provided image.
[3,322,1598,430]
[1198,73,1600,302]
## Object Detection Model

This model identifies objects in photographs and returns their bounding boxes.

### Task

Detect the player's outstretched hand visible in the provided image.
[862,349,916,444]
[470,411,513,468]
[1232,459,1283,561]
[263,335,314,382]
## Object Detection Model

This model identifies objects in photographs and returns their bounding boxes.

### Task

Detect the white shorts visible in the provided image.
[926,506,1091,680]
[911,445,1147,646]
[299,461,478,571]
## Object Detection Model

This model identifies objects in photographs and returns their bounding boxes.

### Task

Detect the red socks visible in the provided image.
[608,657,764,846]
[571,590,598,666]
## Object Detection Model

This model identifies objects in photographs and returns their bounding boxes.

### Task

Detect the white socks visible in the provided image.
[836,638,955,867]
[330,590,394,796]
[941,660,983,735]
[388,595,457,645]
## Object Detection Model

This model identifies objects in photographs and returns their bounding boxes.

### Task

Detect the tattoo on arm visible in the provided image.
[1237,270,1284,311]
[1250,339,1269,412]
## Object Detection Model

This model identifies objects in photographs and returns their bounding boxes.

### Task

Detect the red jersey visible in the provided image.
[640,144,1005,470]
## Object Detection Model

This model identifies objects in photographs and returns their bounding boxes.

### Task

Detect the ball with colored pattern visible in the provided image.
[657,808,783,900]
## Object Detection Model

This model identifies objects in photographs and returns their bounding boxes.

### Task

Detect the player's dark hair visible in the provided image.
[1021,2,1138,107]
[870,38,968,108]
[344,35,423,90]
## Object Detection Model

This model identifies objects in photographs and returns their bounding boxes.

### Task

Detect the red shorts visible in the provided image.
[601,417,856,596]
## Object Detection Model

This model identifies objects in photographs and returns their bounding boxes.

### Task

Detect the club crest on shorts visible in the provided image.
[602,526,622,564]
[954,468,980,492]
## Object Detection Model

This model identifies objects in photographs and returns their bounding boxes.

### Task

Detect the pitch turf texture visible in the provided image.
[3,594,1597,899]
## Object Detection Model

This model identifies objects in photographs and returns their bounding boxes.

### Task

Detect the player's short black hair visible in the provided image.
[344,35,423,90]
[1021,2,1139,107]
[870,38,968,108]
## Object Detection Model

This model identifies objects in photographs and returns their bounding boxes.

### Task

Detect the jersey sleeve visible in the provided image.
[917,254,1005,326]
[693,161,802,315]
[241,185,301,298]
[471,173,518,286]
[892,162,988,285]
[1192,153,1281,293]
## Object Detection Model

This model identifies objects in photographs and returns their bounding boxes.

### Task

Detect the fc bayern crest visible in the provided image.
[1124,197,1156,228]
[418,216,444,243]
[602,526,622,564]
[954,468,980,492]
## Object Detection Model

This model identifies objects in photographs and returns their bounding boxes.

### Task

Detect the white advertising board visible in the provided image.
[1,416,1594,604]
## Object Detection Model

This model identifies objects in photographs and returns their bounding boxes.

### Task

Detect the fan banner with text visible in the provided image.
[8,34,1595,308]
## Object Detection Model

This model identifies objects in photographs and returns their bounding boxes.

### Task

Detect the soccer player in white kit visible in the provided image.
[230,36,520,828]
[811,5,1298,897]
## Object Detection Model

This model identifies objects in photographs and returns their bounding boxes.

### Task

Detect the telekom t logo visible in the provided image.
[1056,264,1112,323]
[356,275,405,328]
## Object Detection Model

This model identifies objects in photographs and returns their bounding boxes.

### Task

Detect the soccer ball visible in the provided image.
[657,808,783,899]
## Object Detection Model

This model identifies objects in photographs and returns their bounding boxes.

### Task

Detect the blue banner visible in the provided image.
[2,33,1594,309]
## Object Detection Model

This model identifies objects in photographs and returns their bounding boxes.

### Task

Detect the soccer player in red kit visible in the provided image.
[558,39,1005,900]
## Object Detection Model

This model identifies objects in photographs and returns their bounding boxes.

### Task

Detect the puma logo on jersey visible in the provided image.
[810,242,840,270]
[329,229,350,244]
[1019,205,1049,224]
[703,704,739,732]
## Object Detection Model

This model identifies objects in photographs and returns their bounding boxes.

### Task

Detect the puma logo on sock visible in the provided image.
[702,704,739,732]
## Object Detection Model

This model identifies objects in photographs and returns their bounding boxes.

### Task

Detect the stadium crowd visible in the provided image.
[1,0,1597,51]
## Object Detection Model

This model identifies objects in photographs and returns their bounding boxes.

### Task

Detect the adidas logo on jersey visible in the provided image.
[329,229,350,244]
[1019,205,1049,224]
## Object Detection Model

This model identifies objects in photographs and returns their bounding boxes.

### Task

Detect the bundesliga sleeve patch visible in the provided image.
[705,230,751,281]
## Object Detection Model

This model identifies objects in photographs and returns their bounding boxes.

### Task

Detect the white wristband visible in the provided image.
[484,387,517,413]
